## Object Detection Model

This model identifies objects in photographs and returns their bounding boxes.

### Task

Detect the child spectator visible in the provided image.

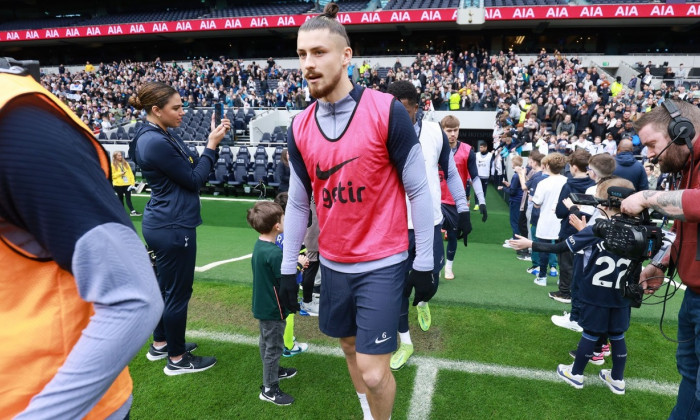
[553,153,617,361]
[499,155,524,242]
[523,151,556,275]
[551,148,595,303]
[273,193,310,356]
[530,153,568,286]
[509,177,638,395]
[247,201,300,406]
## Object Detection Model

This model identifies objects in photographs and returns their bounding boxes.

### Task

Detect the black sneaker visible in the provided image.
[548,291,572,304]
[278,366,297,380]
[163,351,216,376]
[259,384,294,406]
[146,342,198,361]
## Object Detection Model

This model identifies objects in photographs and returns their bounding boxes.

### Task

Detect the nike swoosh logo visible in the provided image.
[315,156,359,180]
[375,336,391,344]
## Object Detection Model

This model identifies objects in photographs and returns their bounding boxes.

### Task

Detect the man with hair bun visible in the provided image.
[280,3,434,419]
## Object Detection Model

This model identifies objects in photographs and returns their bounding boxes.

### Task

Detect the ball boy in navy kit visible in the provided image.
[510,177,638,394]
[280,4,435,419]
[247,201,299,406]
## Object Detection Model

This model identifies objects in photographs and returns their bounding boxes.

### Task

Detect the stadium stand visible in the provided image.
[206,2,312,18]
[384,0,460,9]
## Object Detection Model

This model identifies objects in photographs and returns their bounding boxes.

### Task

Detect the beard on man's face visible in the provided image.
[307,68,343,100]
[659,143,691,173]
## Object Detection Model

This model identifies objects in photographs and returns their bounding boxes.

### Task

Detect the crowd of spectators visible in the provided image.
[40,49,699,141]
[41,56,310,134]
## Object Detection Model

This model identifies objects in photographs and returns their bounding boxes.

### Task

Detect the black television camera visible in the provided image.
[570,186,665,307]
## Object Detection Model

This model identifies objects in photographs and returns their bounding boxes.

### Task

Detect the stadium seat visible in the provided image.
[274,132,286,143]
[252,158,269,185]
[228,159,251,187]
[220,146,234,168]
[254,145,268,163]
[208,158,229,195]
[272,146,284,165]
[116,126,127,139]
[236,146,251,164]
[233,119,246,134]
[245,108,256,124]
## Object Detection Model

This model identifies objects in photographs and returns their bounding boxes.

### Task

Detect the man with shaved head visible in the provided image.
[613,138,649,191]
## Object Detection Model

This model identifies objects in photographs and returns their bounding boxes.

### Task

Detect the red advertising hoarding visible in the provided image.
[0,6,697,42]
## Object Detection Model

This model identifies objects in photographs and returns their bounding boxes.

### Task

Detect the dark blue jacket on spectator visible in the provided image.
[504,172,523,204]
[613,152,649,192]
[527,172,547,226]
[134,123,217,230]
[555,176,596,240]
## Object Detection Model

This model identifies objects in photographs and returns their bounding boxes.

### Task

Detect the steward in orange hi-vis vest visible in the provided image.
[0,64,162,419]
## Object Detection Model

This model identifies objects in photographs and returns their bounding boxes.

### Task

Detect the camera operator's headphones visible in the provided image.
[663,100,696,149]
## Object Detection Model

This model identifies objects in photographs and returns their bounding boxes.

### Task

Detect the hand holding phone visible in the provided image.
[214,102,224,127]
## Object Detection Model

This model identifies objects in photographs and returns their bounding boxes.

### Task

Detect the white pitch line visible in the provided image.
[408,363,438,420]
[195,254,252,272]
[187,328,679,419]
[663,278,687,291]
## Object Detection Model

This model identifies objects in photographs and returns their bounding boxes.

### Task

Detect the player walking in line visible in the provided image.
[279,4,435,420]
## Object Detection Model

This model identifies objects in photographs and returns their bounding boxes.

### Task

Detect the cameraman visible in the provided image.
[620,100,700,420]
[0,60,162,418]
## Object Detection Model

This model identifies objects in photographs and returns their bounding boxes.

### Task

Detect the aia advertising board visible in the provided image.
[0,6,698,42]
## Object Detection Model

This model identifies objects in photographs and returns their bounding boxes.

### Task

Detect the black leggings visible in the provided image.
[302,260,320,303]
[113,185,135,212]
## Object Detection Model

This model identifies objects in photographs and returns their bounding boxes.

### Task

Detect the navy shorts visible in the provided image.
[578,303,631,335]
[319,261,405,355]
[441,203,459,232]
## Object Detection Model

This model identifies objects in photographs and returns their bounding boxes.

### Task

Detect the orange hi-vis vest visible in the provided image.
[0,71,132,419]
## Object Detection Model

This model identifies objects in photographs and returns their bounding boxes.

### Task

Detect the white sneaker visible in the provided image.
[551,312,583,332]
[502,241,513,249]
[557,364,584,389]
[300,299,319,317]
[534,276,547,287]
[282,342,308,357]
[599,369,625,395]
[444,267,454,280]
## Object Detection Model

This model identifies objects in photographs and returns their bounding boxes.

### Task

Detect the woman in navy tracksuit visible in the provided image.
[131,82,230,375]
